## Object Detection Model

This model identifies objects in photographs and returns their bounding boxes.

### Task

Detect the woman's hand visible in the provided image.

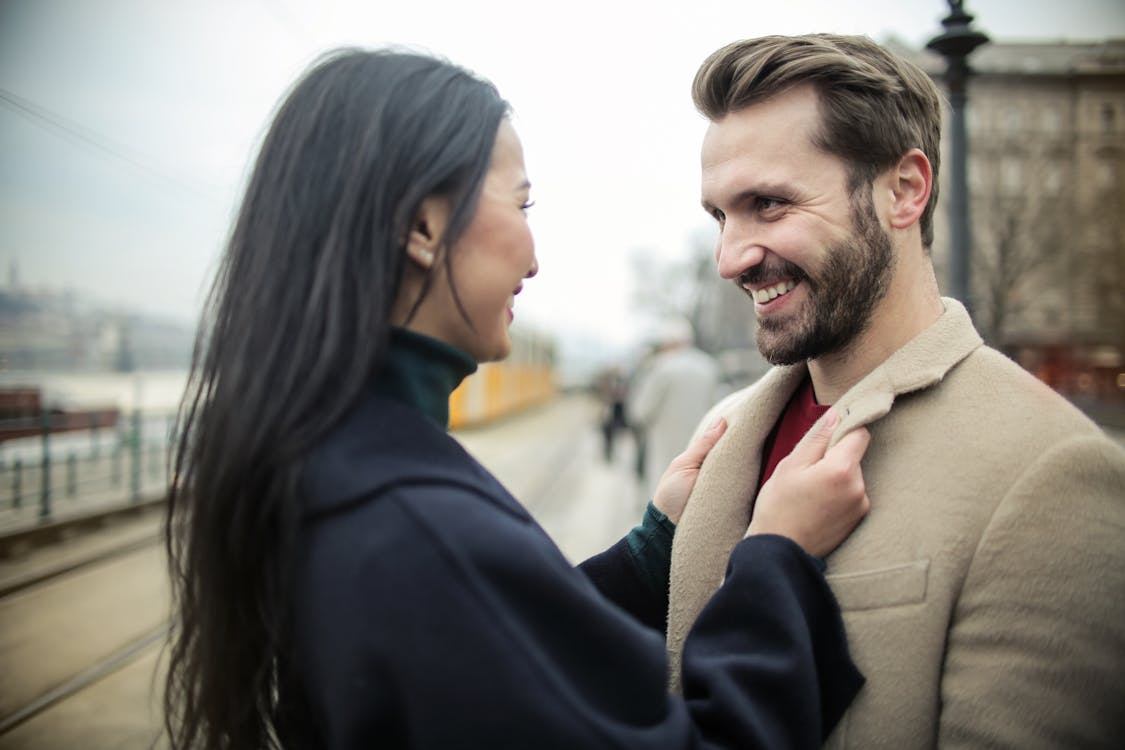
[747,408,871,558]
[652,417,728,525]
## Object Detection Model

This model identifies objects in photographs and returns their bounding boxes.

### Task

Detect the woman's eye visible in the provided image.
[521,200,536,213]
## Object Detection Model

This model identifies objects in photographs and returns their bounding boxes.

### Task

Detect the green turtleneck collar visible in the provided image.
[374,328,478,429]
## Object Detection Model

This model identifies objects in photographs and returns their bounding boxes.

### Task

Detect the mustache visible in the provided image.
[738,258,807,288]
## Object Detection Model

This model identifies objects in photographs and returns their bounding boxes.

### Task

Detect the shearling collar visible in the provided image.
[665,297,983,690]
[829,297,982,444]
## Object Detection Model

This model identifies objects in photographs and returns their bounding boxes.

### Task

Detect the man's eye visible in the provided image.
[756,196,783,212]
[710,208,725,224]
[521,200,536,213]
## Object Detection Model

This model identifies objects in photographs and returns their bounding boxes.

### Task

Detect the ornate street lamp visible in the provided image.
[927,0,989,315]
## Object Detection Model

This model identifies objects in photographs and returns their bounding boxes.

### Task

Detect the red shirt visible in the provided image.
[757,378,828,490]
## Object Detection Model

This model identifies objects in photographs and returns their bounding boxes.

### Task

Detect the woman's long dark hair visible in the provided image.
[164,48,509,749]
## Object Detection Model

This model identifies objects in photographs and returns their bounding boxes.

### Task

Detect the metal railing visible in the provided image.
[0,409,176,534]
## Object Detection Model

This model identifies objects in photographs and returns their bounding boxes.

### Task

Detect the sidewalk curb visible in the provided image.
[0,498,165,598]
[0,497,164,555]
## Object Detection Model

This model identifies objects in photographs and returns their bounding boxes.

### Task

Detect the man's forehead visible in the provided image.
[704,88,821,148]
[701,125,813,194]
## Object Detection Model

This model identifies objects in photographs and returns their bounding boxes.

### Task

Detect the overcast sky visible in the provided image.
[2,0,1124,367]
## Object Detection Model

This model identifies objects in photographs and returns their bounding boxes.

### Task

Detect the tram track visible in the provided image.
[0,533,170,745]
[0,622,168,737]
[0,540,166,743]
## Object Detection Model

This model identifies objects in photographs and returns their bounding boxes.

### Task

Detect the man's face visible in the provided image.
[700,84,894,365]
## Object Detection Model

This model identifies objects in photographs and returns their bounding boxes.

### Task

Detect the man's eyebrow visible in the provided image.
[701,184,788,211]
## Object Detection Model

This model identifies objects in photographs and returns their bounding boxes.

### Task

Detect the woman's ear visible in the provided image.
[406,196,450,270]
[888,148,933,230]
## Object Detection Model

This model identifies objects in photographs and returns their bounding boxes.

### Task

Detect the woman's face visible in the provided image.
[400,119,538,362]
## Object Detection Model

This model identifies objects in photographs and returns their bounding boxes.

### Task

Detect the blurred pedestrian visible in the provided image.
[594,364,629,461]
[627,316,722,498]
[163,48,871,750]
[667,33,1125,748]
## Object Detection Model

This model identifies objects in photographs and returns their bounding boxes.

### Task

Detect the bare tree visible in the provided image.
[627,245,699,325]
[969,150,1069,348]
[628,227,755,357]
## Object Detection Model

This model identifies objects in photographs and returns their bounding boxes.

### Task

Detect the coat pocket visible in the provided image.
[826,559,930,611]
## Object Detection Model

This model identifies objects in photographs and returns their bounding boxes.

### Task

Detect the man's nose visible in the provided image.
[715,223,766,280]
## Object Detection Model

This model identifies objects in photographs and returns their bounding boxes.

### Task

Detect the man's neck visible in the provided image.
[807,260,944,405]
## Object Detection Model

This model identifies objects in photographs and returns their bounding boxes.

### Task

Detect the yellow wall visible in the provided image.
[449,361,555,429]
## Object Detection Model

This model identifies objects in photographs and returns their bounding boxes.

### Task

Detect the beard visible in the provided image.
[750,192,895,365]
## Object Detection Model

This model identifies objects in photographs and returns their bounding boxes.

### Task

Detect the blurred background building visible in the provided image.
[0,275,194,373]
[905,37,1125,406]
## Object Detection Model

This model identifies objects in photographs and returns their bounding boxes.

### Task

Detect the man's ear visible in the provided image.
[406,195,450,269]
[888,149,933,230]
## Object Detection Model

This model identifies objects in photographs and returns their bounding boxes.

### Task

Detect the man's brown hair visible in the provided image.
[693,34,944,249]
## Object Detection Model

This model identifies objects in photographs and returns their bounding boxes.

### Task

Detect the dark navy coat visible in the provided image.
[278,391,863,748]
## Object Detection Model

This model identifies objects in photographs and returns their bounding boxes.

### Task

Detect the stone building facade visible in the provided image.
[894,38,1125,401]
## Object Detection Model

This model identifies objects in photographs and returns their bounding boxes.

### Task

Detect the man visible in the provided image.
[627,316,722,499]
[666,34,1125,749]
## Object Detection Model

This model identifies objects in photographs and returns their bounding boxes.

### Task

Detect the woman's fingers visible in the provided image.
[747,419,872,558]
[679,416,728,469]
[784,407,841,468]
[652,417,727,525]
[825,425,871,469]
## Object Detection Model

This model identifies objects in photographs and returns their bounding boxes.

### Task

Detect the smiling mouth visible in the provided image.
[744,279,798,304]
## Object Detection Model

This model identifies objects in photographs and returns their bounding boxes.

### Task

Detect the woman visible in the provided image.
[164,48,870,749]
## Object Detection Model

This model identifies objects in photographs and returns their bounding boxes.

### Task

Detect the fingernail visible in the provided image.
[823,407,840,428]
[709,416,725,431]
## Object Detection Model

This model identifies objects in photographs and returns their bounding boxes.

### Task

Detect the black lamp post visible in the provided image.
[927,0,988,315]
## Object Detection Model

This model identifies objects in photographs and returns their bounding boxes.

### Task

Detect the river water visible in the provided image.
[0,370,191,413]
[0,370,190,463]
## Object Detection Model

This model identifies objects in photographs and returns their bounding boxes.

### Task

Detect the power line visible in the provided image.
[0,87,222,204]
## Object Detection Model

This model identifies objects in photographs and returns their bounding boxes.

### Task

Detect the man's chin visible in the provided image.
[762,351,806,367]
[756,331,808,366]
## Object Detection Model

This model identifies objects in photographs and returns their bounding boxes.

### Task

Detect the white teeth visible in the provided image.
[753,280,795,304]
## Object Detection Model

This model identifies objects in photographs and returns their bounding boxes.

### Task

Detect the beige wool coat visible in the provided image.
[667,299,1125,748]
